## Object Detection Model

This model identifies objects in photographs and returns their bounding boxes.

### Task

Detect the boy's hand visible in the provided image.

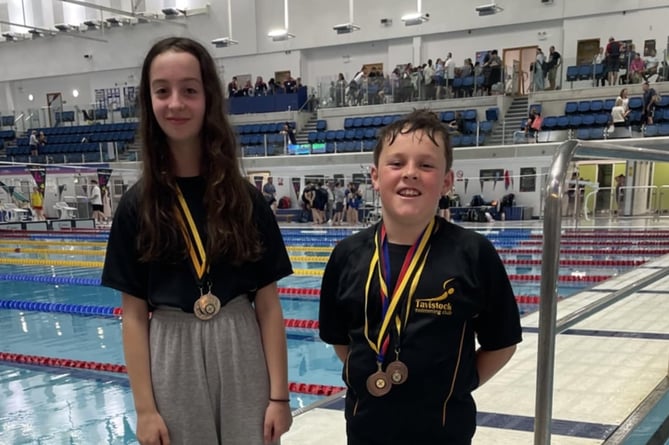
[263,401,293,444]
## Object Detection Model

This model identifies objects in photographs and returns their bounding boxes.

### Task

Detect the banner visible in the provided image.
[291,177,301,199]
[97,168,113,195]
[27,166,47,196]
[252,176,264,192]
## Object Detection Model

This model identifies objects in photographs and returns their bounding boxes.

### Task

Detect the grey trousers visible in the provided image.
[149,296,276,445]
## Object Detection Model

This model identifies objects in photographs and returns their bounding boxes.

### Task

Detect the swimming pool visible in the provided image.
[0,227,667,443]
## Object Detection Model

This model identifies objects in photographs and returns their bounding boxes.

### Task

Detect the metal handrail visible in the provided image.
[535,139,669,445]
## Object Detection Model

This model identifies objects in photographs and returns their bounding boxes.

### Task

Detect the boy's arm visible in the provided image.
[475,345,516,387]
[333,345,349,363]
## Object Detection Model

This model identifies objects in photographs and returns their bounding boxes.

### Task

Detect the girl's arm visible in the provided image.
[122,293,170,444]
[255,282,292,442]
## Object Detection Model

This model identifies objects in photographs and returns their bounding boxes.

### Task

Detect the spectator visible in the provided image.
[89,179,104,223]
[617,88,630,112]
[29,130,39,157]
[629,54,645,84]
[606,37,621,86]
[642,81,658,125]
[546,45,561,90]
[30,186,44,220]
[643,49,659,80]
[263,176,277,214]
[610,97,630,129]
[281,122,296,145]
[594,46,607,87]
[448,112,464,134]
[615,174,626,214]
[227,76,239,97]
[254,76,267,95]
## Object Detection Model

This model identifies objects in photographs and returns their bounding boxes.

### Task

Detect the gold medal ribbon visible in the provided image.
[174,185,208,283]
[363,217,435,361]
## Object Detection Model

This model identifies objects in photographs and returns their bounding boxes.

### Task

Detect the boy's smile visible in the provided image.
[371,130,453,238]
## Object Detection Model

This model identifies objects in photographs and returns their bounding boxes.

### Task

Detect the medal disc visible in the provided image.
[386,360,409,385]
[366,370,391,397]
[193,292,221,320]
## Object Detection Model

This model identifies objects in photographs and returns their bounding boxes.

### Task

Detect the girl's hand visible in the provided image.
[136,411,171,445]
[263,400,293,444]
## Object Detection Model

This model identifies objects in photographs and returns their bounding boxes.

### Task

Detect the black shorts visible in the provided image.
[92,204,104,212]
[335,202,344,212]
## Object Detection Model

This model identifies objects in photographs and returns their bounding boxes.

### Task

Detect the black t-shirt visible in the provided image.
[101,177,293,311]
[319,218,522,444]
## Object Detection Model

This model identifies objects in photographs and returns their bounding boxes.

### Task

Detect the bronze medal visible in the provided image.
[193,292,221,320]
[366,370,391,397]
[386,360,409,385]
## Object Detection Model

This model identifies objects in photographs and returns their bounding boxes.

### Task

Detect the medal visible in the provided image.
[366,365,391,397]
[386,360,409,385]
[193,292,221,320]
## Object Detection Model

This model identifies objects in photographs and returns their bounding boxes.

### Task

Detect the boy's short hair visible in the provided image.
[373,109,453,171]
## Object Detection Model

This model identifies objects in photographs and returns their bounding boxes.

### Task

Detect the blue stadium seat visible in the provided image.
[485,107,499,121]
[577,101,591,113]
[372,116,383,126]
[589,128,605,139]
[568,115,583,128]
[362,117,373,127]
[628,97,643,110]
[575,128,590,140]
[644,125,659,137]
[352,117,363,128]
[657,124,669,136]
[463,109,477,121]
[344,118,354,129]
[441,111,455,122]
[479,121,493,134]
[590,100,603,112]
[594,114,610,126]
[316,120,327,131]
[565,102,578,114]
[556,116,570,129]
[565,66,579,82]
[542,116,557,130]
[603,99,616,112]
[581,114,595,127]
[577,65,593,80]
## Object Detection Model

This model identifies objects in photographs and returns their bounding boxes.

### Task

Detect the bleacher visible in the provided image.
[538,94,669,140]
[5,122,137,163]
[303,108,498,154]
[236,120,296,156]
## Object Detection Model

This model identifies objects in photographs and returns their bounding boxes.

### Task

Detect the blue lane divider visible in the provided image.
[0,298,117,317]
[0,274,101,286]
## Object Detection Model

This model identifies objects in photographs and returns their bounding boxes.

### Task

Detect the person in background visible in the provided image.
[319,109,521,445]
[89,179,104,223]
[29,130,39,157]
[30,186,45,220]
[263,176,277,214]
[101,37,292,445]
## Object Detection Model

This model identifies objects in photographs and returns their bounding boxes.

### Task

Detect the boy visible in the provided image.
[318,109,522,445]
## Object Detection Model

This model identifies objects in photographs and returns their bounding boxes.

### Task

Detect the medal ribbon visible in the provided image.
[174,185,208,286]
[363,217,435,363]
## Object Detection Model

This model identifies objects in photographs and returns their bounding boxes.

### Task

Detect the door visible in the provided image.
[503,46,538,95]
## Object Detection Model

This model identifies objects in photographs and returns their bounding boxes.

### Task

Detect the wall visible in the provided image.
[2,0,669,115]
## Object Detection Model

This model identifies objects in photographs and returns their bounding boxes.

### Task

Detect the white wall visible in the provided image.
[1,0,669,114]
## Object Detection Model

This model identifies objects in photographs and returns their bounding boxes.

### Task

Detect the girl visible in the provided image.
[102,37,293,445]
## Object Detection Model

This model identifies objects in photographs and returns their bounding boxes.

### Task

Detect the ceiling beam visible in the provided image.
[57,0,187,27]
[0,20,108,42]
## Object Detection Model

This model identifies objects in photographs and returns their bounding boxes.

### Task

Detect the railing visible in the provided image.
[582,185,660,220]
[535,139,669,445]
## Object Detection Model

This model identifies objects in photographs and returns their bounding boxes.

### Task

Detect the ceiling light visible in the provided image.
[333,23,360,34]
[267,29,294,41]
[211,37,238,48]
[106,17,122,26]
[83,20,100,29]
[161,7,183,17]
[475,2,503,15]
[2,32,16,41]
[55,23,76,32]
[28,29,43,38]
[401,12,429,25]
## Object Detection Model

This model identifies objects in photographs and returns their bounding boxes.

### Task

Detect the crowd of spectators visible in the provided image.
[227,75,303,97]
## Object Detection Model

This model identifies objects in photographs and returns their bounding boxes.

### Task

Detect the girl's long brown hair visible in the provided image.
[137,37,261,265]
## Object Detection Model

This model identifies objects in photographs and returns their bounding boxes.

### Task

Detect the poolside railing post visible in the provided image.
[534,139,579,445]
